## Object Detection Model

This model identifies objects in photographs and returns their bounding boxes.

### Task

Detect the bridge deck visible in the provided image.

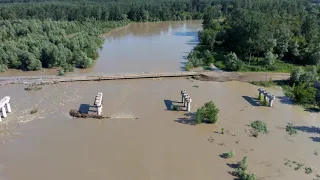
[0,72,200,85]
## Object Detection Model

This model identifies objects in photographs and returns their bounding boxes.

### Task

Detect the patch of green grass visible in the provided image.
[192,85,199,88]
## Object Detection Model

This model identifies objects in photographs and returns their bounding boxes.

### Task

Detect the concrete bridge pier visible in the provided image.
[180,90,192,112]
[268,95,276,107]
[0,96,11,122]
[184,94,190,107]
[258,88,265,99]
[181,90,187,103]
[257,89,276,107]
[186,98,192,112]
[94,93,103,116]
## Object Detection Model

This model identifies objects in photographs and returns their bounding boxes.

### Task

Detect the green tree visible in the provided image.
[264,51,278,66]
[225,52,243,71]
[292,83,317,105]
[195,101,219,124]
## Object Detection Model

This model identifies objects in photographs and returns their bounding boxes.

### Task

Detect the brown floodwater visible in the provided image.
[0,20,319,180]
[0,78,319,180]
[0,21,202,77]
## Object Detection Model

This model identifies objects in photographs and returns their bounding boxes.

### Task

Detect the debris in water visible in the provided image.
[69,109,104,119]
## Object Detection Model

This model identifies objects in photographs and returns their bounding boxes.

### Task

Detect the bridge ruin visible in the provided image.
[0,96,12,122]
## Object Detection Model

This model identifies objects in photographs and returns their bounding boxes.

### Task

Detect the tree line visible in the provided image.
[0,0,217,22]
[0,19,127,72]
[186,0,320,72]
[0,0,217,72]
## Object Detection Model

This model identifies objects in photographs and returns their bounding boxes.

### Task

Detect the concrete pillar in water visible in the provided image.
[0,96,11,122]
[97,105,102,116]
[94,92,103,116]
[184,94,189,107]
[263,92,268,103]
[268,95,276,107]
[258,88,264,99]
[186,98,192,112]
[6,102,11,113]
[1,106,7,118]
[181,90,186,103]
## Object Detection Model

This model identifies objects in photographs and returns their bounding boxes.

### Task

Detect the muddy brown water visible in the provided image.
[0,20,319,180]
[0,78,320,180]
[0,20,202,77]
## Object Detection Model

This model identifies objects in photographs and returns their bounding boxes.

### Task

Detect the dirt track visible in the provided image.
[196,71,290,82]
[0,71,290,86]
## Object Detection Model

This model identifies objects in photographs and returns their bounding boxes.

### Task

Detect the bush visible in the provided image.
[250,121,268,134]
[0,64,8,72]
[221,150,235,159]
[58,69,65,76]
[195,101,219,124]
[233,157,257,180]
[291,83,316,105]
[286,123,298,135]
[290,67,304,84]
[225,52,243,71]
[214,61,225,70]
[290,66,318,84]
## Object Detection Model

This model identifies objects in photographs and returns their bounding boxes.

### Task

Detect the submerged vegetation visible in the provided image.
[249,120,268,137]
[233,157,256,180]
[250,121,268,134]
[195,101,219,124]
[220,150,235,159]
[286,123,298,136]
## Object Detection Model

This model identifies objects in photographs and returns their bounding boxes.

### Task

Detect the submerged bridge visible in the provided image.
[0,72,200,85]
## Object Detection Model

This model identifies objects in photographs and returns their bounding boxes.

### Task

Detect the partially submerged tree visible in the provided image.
[195,101,219,124]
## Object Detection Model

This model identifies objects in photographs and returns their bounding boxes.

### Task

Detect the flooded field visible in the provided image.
[0,78,319,180]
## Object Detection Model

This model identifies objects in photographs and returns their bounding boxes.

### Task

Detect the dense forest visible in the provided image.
[0,0,215,72]
[186,0,320,72]
[0,19,128,72]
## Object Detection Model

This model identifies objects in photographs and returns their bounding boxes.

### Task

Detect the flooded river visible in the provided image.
[0,79,319,180]
[0,20,202,76]
[0,20,319,180]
